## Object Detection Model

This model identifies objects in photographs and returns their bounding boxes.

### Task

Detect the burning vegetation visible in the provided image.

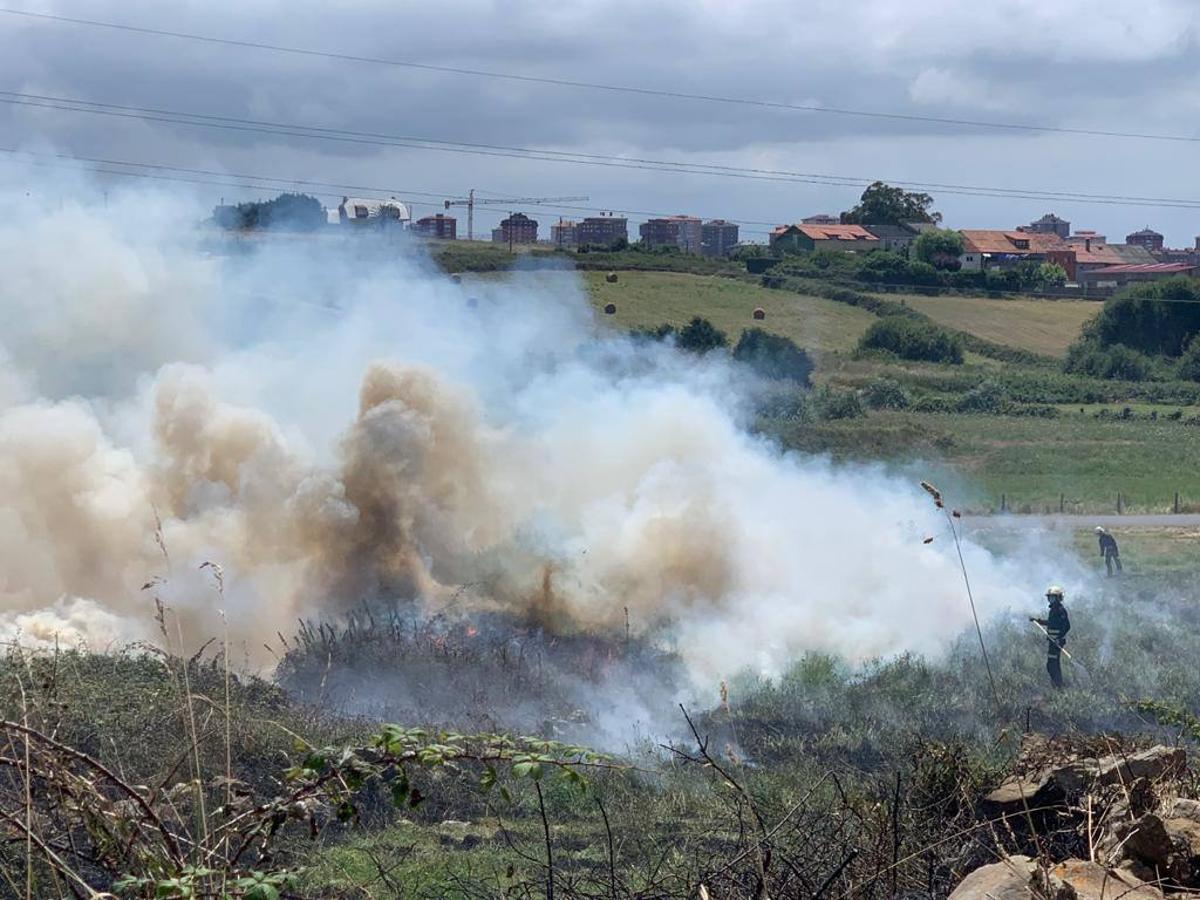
[3,187,1200,897]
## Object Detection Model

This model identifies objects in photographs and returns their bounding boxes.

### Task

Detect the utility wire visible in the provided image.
[13,149,1200,294]
[0,147,782,234]
[2,6,1198,146]
[7,91,1200,211]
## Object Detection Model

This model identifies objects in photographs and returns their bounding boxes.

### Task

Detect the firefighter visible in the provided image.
[1031,586,1070,689]
[1096,526,1122,576]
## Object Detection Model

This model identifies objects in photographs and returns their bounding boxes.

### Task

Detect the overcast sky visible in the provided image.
[3,0,1200,243]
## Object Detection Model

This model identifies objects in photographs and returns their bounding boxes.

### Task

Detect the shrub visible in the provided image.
[907,260,942,286]
[1083,278,1200,357]
[910,394,957,413]
[813,386,865,420]
[984,268,1020,292]
[733,328,813,385]
[215,192,326,231]
[957,379,1006,413]
[630,323,677,343]
[912,229,965,269]
[1179,336,1200,382]
[755,385,811,421]
[676,317,729,353]
[1064,342,1153,381]
[858,317,964,364]
[861,377,910,410]
[857,251,912,284]
[1034,263,1068,288]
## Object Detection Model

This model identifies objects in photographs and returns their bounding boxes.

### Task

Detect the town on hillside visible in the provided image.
[214,186,1200,294]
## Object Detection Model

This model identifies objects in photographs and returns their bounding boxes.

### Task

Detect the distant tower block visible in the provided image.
[603,303,617,315]
[752,307,766,320]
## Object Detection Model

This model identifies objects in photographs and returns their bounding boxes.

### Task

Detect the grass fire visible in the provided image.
[3,183,1200,899]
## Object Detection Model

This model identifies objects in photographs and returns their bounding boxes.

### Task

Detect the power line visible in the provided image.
[7,91,1200,212]
[2,6,1197,146]
[0,147,780,235]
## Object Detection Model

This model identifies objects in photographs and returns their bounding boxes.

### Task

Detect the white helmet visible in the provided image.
[1095,526,1105,534]
[1045,585,1065,598]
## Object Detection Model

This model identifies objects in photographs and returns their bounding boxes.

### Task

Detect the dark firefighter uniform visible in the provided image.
[1033,591,1070,689]
[1097,529,1122,576]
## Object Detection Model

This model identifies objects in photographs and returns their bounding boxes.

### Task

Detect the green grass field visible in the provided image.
[892,293,1100,357]
[583,271,876,354]
[772,411,1200,513]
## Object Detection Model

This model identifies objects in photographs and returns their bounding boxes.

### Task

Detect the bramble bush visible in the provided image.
[858,316,964,364]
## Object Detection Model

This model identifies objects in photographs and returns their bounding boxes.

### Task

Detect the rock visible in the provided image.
[1171,799,1200,824]
[983,772,1058,815]
[948,855,1073,900]
[1093,746,1185,788]
[1099,813,1174,869]
[1097,812,1199,887]
[1050,859,1163,899]
[1164,816,1200,857]
[985,746,1185,817]
[605,272,618,283]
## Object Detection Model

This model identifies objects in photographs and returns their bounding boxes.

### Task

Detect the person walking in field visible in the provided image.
[1031,586,1071,689]
[1096,526,1122,576]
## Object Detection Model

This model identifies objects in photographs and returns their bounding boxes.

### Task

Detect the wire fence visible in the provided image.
[985,491,1199,516]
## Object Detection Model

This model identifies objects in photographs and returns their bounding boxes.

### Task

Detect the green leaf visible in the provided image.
[390,768,411,807]
[243,885,280,900]
[480,765,497,792]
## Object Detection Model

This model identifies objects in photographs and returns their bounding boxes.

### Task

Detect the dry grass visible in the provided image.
[892,293,1100,358]
[582,271,878,355]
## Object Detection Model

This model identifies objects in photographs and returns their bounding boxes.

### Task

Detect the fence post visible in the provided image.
[1117,492,1123,515]
[1175,491,1181,514]
[1001,493,1007,513]
[1060,493,1065,513]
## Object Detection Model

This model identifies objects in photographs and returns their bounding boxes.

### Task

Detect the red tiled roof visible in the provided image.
[796,223,878,241]
[960,230,1067,255]
[1088,263,1197,275]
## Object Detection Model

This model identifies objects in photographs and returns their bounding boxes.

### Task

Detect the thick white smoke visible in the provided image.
[0,173,1084,678]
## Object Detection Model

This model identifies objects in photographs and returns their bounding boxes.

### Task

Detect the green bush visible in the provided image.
[676,316,729,354]
[813,386,865,420]
[912,229,965,269]
[909,394,957,413]
[1177,335,1200,382]
[1083,278,1200,356]
[629,323,677,343]
[861,377,910,410]
[957,379,1007,413]
[1064,342,1154,381]
[754,385,811,421]
[858,317,964,364]
[856,251,912,284]
[733,328,813,385]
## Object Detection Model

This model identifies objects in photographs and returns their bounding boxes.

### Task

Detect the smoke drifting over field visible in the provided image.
[0,175,1081,682]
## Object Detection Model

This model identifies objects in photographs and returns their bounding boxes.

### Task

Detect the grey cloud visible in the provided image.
[2,1,1200,242]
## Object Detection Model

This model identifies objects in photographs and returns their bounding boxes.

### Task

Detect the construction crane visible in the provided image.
[443,189,588,241]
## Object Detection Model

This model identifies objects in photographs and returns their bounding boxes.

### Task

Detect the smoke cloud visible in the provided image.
[0,171,1085,681]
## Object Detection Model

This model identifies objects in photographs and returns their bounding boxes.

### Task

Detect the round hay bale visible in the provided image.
[605,272,619,283]
[603,303,617,315]
[450,273,462,284]
[752,307,766,320]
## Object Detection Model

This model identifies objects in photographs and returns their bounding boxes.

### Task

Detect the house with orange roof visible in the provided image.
[958,229,1068,271]
[769,223,880,253]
